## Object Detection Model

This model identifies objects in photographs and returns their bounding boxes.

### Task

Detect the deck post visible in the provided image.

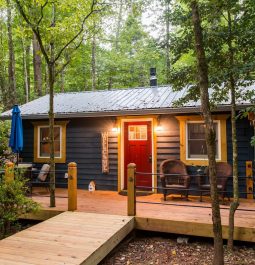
[127,163,136,216]
[68,162,77,211]
[5,162,14,183]
[246,161,254,199]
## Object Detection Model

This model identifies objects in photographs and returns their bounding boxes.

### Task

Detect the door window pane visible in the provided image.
[187,123,218,159]
[128,125,147,140]
[39,127,61,157]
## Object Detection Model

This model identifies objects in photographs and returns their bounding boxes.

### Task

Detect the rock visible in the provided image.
[177,237,189,244]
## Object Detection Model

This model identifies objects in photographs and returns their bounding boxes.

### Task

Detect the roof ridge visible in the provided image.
[54,85,172,96]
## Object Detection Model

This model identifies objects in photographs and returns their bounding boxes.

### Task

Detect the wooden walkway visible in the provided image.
[0,212,134,265]
[27,189,255,242]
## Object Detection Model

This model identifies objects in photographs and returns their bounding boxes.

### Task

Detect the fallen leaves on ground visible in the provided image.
[101,235,255,265]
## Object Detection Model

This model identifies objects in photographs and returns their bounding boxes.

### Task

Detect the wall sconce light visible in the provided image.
[112,127,119,133]
[111,118,119,133]
[155,116,163,132]
[155,125,163,132]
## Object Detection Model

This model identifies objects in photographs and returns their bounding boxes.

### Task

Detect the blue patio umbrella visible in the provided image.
[9,105,23,163]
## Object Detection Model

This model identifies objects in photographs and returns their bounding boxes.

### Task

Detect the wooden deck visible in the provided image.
[0,211,134,265]
[27,188,255,242]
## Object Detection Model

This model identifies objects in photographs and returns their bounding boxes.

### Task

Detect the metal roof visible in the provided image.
[0,85,253,119]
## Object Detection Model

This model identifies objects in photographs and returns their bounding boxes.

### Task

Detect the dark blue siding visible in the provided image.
[21,114,254,196]
[227,117,254,197]
[21,118,118,191]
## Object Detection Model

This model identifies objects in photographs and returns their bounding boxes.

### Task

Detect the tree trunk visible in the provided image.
[91,23,96,91]
[48,3,56,208]
[22,38,29,103]
[0,19,7,107]
[115,0,123,51]
[6,0,17,108]
[25,43,31,100]
[227,10,239,250]
[165,0,171,84]
[60,69,65,92]
[33,34,43,97]
[44,59,49,94]
[48,62,55,208]
[191,2,224,264]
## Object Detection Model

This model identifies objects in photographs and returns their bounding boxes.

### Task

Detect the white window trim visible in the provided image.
[185,120,221,161]
[37,125,62,159]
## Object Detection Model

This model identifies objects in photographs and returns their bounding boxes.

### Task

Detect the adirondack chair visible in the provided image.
[30,164,50,194]
[160,159,191,201]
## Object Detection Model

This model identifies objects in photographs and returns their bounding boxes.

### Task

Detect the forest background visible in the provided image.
[1,0,254,156]
[0,0,254,109]
[0,0,175,110]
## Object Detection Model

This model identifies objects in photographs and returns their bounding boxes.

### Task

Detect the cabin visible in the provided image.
[1,83,254,197]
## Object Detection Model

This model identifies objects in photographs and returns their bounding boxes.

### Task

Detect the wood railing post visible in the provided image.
[5,162,14,183]
[68,162,77,211]
[246,161,254,199]
[127,163,136,216]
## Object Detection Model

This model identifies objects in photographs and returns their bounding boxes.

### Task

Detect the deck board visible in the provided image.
[28,189,255,242]
[0,212,134,265]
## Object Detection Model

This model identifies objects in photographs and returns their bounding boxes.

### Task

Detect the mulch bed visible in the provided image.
[101,232,255,265]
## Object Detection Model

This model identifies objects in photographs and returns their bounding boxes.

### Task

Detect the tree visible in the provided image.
[165,0,255,249]
[33,34,42,97]
[190,1,224,264]
[0,10,7,107]
[6,0,17,108]
[14,0,104,207]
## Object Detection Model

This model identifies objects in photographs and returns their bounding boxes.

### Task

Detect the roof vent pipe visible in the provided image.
[150,68,157,87]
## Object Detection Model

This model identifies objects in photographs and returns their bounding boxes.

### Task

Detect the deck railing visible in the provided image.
[0,162,78,211]
[127,163,255,216]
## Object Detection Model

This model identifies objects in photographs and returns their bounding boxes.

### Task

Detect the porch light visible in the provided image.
[112,127,119,133]
[155,116,163,132]
[111,118,120,133]
[155,125,163,132]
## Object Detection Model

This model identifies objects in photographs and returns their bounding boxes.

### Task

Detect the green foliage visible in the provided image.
[0,172,39,238]
[0,107,10,160]
[239,106,255,146]
[0,0,254,108]
[167,0,255,105]
[0,120,10,155]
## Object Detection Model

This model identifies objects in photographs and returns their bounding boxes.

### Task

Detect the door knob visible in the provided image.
[148,155,152,163]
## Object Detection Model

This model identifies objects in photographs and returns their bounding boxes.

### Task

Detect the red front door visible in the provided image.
[124,121,152,190]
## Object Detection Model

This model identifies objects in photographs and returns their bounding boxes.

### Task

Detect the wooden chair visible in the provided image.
[160,159,190,201]
[199,162,232,202]
[29,164,50,194]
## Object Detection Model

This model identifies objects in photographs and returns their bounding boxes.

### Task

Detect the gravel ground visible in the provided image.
[101,232,255,265]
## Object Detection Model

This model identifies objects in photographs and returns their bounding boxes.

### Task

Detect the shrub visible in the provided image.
[0,107,12,168]
[0,172,39,238]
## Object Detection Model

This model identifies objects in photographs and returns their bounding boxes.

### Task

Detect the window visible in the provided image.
[187,122,219,159]
[176,115,228,166]
[33,121,68,163]
[128,125,147,140]
[39,126,61,158]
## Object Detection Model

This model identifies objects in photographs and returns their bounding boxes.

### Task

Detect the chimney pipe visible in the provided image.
[150,68,157,87]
